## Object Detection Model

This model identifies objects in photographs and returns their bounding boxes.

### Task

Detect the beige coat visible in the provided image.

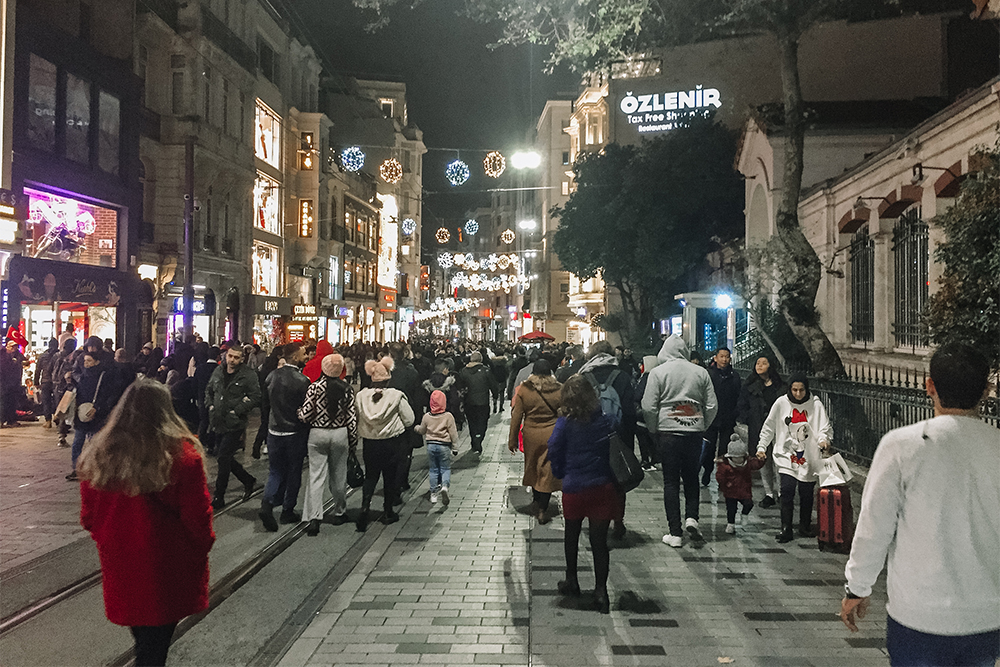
[508,374,563,493]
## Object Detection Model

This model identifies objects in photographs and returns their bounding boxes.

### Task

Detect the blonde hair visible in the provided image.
[78,379,202,495]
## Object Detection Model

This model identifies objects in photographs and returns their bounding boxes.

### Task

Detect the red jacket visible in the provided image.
[80,439,215,627]
[303,340,334,382]
[715,457,765,500]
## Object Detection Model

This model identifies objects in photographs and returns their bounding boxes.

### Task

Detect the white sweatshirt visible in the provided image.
[845,415,1000,635]
[756,394,832,482]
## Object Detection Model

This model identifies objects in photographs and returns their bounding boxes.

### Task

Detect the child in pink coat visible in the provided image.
[415,390,458,505]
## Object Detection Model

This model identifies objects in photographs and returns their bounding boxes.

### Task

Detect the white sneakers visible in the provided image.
[685,518,704,542]
[430,491,439,504]
[440,486,450,506]
[662,534,683,548]
[725,523,736,534]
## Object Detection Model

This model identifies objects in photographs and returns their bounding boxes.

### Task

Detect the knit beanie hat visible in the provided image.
[726,432,748,460]
[429,390,447,415]
[322,353,345,378]
[365,356,393,382]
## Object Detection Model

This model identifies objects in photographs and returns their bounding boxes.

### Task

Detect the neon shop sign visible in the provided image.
[619,85,722,133]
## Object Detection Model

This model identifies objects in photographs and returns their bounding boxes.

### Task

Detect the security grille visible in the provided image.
[892,207,929,349]
[849,225,875,344]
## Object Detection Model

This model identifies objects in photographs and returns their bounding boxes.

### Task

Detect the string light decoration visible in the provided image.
[380,158,403,183]
[340,146,365,172]
[415,297,481,321]
[464,219,480,235]
[401,218,417,235]
[435,227,451,244]
[445,160,471,186]
[437,252,454,268]
[483,151,506,178]
[500,228,516,245]
[453,252,517,272]
[450,271,529,293]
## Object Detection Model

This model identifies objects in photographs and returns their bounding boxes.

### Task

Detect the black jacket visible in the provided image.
[73,361,128,433]
[388,359,424,416]
[458,363,499,407]
[707,365,742,430]
[737,375,786,448]
[555,358,583,384]
[34,349,59,386]
[423,374,462,422]
[266,364,310,433]
[193,361,218,408]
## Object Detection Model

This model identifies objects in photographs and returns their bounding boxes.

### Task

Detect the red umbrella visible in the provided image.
[518,330,555,342]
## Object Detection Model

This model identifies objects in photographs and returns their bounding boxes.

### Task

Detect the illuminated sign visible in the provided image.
[292,304,317,321]
[263,300,278,311]
[618,85,722,133]
[376,194,398,289]
[24,188,117,266]
[172,297,207,314]
[298,199,313,238]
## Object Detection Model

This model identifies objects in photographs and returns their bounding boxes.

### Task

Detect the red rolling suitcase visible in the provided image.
[817,486,854,553]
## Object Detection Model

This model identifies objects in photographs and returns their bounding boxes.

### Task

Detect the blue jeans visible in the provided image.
[264,432,309,512]
[71,428,91,470]
[887,616,1000,666]
[427,442,452,491]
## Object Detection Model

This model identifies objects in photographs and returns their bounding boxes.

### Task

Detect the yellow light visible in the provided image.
[0,218,16,244]
[0,204,14,217]
[298,199,314,237]
[500,228,515,244]
[380,158,403,184]
[436,227,451,244]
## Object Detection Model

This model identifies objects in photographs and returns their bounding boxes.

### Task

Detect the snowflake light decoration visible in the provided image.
[445,160,470,186]
[340,146,365,172]
[453,253,466,266]
[401,218,417,235]
[438,252,454,268]
[464,219,479,235]
[500,228,515,245]
[380,158,403,183]
[483,151,506,178]
[435,227,451,244]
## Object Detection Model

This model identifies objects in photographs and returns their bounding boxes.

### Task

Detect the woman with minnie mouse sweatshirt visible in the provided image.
[756,373,832,543]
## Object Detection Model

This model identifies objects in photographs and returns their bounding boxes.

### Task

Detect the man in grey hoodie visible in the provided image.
[641,335,718,547]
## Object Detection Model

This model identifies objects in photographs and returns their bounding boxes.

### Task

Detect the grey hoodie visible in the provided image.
[641,335,718,433]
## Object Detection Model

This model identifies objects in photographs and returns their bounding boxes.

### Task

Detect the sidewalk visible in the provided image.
[277,413,890,667]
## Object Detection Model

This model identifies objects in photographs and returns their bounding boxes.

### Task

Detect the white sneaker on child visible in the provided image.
[725,523,736,534]
[430,492,439,504]
[440,486,450,505]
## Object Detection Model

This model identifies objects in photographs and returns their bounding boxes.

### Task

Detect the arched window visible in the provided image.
[849,225,874,344]
[892,206,929,349]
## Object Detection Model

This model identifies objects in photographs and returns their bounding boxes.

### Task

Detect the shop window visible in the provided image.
[355,261,364,292]
[344,209,354,243]
[368,216,377,251]
[328,256,339,299]
[355,211,366,248]
[849,225,874,344]
[892,206,929,349]
[367,264,375,294]
[27,55,57,151]
[25,187,117,267]
[252,241,279,295]
[98,92,120,175]
[344,259,353,290]
[253,172,280,235]
[254,100,280,168]
[66,74,91,165]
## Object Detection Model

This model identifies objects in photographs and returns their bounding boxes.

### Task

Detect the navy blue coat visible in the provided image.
[547,410,615,494]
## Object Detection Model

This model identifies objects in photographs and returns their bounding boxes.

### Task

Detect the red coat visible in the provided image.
[303,340,334,382]
[715,457,765,500]
[80,439,215,627]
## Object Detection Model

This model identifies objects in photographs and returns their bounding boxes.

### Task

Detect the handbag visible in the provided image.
[608,431,644,493]
[818,452,853,488]
[346,449,364,488]
[77,372,105,423]
[55,388,76,420]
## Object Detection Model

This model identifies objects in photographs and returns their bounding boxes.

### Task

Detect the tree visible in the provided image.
[925,144,1000,374]
[552,119,742,348]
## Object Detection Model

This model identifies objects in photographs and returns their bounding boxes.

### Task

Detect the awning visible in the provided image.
[7,255,144,306]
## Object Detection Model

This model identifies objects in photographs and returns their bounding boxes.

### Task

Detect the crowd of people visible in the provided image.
[2,325,996,666]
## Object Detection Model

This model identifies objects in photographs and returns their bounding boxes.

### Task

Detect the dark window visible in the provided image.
[562,151,570,165]
[98,91,120,174]
[65,74,91,164]
[892,207,930,349]
[850,225,875,345]
[27,55,57,150]
[171,71,185,115]
[258,38,278,85]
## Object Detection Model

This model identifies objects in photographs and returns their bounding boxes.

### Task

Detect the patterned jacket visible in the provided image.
[297,376,359,450]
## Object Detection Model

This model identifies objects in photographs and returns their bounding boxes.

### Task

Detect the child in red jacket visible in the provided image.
[716,432,765,534]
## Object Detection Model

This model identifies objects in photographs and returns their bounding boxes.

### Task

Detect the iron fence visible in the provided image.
[892,207,930,349]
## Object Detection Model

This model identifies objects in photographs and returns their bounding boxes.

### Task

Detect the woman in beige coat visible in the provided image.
[508,359,562,523]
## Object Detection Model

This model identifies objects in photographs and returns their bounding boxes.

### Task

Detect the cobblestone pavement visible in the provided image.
[0,417,270,574]
[277,411,891,667]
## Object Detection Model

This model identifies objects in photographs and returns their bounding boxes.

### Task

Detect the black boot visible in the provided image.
[356,501,370,532]
[382,508,400,525]
[279,509,302,524]
[593,589,610,614]
[557,577,581,596]
[776,526,794,543]
[306,519,320,536]
[259,500,278,532]
[798,523,816,538]
[777,503,794,542]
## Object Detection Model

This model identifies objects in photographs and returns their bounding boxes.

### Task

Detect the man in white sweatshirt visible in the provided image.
[841,342,999,666]
[642,335,718,547]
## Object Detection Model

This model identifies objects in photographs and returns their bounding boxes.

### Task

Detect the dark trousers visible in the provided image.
[39,382,55,421]
[198,404,215,453]
[466,404,489,451]
[263,431,309,512]
[362,435,401,511]
[779,473,815,529]
[532,489,551,512]
[636,427,657,465]
[252,404,270,455]
[886,615,1000,667]
[725,497,754,523]
[657,432,702,536]
[701,422,735,473]
[129,622,177,667]
[214,429,254,500]
[395,430,415,492]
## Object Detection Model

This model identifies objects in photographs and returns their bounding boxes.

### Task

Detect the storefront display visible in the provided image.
[25,187,118,267]
[254,174,281,236]
[252,241,280,296]
[251,295,290,350]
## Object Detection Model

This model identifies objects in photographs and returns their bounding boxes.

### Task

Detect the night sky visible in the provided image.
[293,0,579,222]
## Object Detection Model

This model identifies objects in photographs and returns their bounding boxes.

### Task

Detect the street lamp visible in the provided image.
[518,219,537,230]
[510,151,541,170]
[714,294,733,309]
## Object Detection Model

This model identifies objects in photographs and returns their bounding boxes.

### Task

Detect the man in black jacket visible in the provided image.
[701,347,742,486]
[259,342,310,530]
[388,342,423,495]
[193,344,220,455]
[34,338,60,428]
[555,345,584,383]
[458,352,499,453]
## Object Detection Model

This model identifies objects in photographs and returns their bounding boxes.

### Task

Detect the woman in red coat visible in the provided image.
[78,379,215,667]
